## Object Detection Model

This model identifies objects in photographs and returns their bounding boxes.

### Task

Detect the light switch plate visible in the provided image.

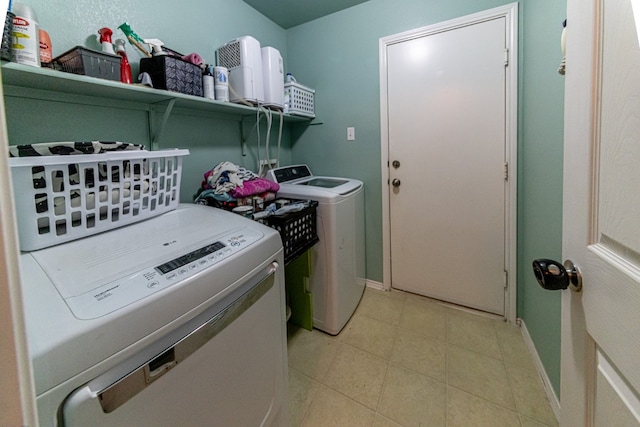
[347,127,355,141]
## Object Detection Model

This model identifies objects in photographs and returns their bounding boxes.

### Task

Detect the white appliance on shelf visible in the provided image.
[267,165,365,335]
[261,46,284,109]
[19,204,289,426]
[216,35,265,105]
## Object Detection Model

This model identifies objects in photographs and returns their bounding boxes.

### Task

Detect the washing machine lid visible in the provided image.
[26,204,272,320]
[267,165,363,199]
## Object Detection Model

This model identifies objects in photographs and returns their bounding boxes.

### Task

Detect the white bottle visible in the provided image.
[11,3,40,67]
[203,65,214,99]
[214,66,229,102]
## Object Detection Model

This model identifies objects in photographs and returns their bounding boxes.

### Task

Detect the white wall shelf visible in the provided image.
[0,61,311,146]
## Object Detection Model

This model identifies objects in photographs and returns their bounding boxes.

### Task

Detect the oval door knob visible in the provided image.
[392,160,401,169]
[532,258,582,292]
[392,178,401,187]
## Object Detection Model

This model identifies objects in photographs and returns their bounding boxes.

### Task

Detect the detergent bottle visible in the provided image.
[114,38,132,84]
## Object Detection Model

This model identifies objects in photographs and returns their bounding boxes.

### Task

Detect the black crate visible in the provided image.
[53,46,121,81]
[139,55,203,97]
[259,199,319,264]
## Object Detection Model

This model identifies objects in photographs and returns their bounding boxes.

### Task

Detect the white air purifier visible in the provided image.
[216,36,264,105]
[261,47,284,109]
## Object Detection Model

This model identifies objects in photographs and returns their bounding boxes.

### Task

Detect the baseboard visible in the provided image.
[365,279,385,291]
[518,318,561,421]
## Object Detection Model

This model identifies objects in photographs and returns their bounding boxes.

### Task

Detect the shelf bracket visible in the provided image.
[150,98,176,149]
[240,116,249,157]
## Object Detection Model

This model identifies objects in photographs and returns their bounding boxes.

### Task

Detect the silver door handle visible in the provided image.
[392,178,401,187]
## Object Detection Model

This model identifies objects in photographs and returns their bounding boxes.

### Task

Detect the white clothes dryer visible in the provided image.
[267,165,365,335]
[19,204,289,426]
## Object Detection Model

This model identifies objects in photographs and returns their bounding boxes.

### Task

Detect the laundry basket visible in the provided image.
[285,82,315,118]
[258,199,319,264]
[9,149,189,251]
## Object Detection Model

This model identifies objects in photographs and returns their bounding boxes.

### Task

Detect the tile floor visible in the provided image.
[287,287,559,427]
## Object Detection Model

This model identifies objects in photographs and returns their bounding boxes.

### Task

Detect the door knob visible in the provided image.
[392,178,401,187]
[532,259,582,292]
[392,160,401,169]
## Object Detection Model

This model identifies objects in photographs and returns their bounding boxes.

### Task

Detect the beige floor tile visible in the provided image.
[520,416,555,427]
[390,329,446,383]
[373,414,404,427]
[495,322,537,369]
[447,344,516,410]
[398,296,447,341]
[357,288,405,326]
[447,386,522,427]
[506,364,558,427]
[287,325,340,382]
[288,368,321,427]
[341,314,398,360]
[301,386,375,427]
[447,309,502,359]
[323,344,389,410]
[378,364,446,427]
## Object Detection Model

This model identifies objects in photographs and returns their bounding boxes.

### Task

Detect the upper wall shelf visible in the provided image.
[0,61,311,123]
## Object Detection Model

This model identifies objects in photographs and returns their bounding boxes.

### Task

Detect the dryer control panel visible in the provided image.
[65,228,264,320]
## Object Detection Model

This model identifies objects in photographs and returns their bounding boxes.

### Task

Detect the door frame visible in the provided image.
[378,3,519,323]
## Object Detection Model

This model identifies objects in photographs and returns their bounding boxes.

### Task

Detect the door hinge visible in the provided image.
[504,48,509,66]
[504,270,509,288]
[504,162,509,181]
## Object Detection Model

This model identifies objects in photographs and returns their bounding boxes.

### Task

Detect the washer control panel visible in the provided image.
[65,228,264,319]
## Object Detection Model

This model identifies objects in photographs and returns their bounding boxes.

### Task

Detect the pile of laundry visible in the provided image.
[194,161,280,210]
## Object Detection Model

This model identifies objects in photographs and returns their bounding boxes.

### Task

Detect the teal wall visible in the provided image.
[3,0,565,398]
[285,0,565,396]
[517,0,565,397]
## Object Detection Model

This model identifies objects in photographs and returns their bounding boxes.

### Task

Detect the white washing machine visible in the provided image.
[19,204,289,426]
[267,165,365,335]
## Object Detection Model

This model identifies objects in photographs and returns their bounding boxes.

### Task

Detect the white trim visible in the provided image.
[0,68,38,426]
[378,3,519,323]
[519,318,562,421]
[365,279,385,291]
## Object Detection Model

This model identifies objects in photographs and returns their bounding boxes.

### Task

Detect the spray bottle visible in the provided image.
[114,38,132,84]
[98,27,115,55]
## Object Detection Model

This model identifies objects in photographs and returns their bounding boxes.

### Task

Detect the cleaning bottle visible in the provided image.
[39,28,52,66]
[114,38,132,84]
[10,3,40,67]
[97,27,115,55]
[202,64,214,99]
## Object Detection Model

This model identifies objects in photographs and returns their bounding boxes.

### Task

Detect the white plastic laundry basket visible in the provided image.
[285,82,315,118]
[9,149,189,251]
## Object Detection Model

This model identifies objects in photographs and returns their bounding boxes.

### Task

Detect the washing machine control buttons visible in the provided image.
[64,228,265,319]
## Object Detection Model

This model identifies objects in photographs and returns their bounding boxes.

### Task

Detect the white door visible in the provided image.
[560,0,640,424]
[382,8,516,316]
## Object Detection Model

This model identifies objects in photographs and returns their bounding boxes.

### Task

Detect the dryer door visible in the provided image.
[61,265,288,427]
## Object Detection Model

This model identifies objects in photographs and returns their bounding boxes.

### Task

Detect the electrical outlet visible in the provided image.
[258,159,278,178]
[347,127,355,141]
[258,159,278,168]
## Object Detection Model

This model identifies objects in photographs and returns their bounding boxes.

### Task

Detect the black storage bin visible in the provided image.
[139,56,203,97]
[258,199,319,265]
